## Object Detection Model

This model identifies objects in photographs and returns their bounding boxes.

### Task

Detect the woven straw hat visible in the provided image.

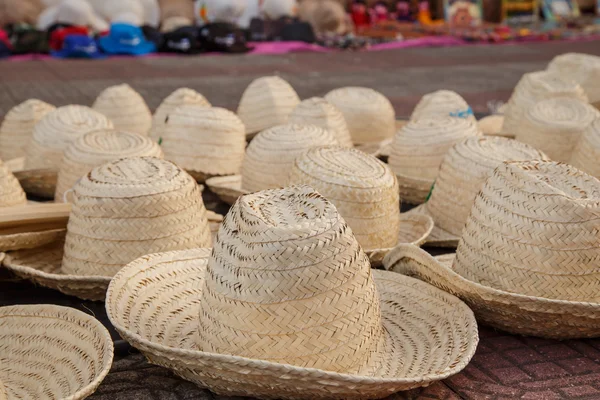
[288,146,432,264]
[548,53,600,108]
[160,105,246,182]
[515,97,598,162]
[386,160,600,339]
[0,99,55,161]
[388,116,481,205]
[571,118,600,179]
[0,160,27,209]
[206,123,337,204]
[0,304,113,399]
[502,70,588,137]
[288,97,353,147]
[106,185,478,399]
[411,90,474,122]
[149,88,211,142]
[55,129,164,202]
[92,84,152,136]
[237,76,300,136]
[407,136,547,247]
[324,87,395,145]
[478,115,505,136]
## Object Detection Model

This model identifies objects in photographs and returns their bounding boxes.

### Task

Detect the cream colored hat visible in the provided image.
[478,114,505,136]
[160,15,193,32]
[502,70,588,137]
[571,118,600,179]
[261,0,298,19]
[515,97,598,162]
[160,105,246,182]
[55,129,164,202]
[206,124,337,204]
[288,97,353,147]
[106,185,478,399]
[548,53,600,108]
[388,116,481,205]
[0,304,113,400]
[0,160,26,209]
[149,88,211,141]
[386,160,600,339]
[407,136,547,247]
[92,84,152,136]
[410,90,474,122]
[288,146,433,265]
[237,76,300,137]
[0,99,55,161]
[324,87,395,145]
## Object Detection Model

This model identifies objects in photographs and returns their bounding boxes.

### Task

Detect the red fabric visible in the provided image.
[0,30,11,49]
[50,26,89,51]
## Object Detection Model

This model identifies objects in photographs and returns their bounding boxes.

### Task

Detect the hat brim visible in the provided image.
[384,244,600,339]
[98,37,156,55]
[13,168,57,200]
[51,49,107,59]
[0,228,66,252]
[0,304,113,399]
[205,174,247,205]
[403,204,460,248]
[106,248,478,399]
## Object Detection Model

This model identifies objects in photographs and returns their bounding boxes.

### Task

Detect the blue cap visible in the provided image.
[98,23,156,56]
[51,34,106,59]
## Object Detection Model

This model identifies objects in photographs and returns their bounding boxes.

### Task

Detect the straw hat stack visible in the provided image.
[515,97,598,162]
[92,84,152,136]
[410,90,474,122]
[388,116,481,204]
[24,105,113,171]
[0,99,55,161]
[288,97,353,147]
[160,105,246,182]
[237,76,300,136]
[324,87,395,145]
[0,159,27,207]
[570,118,600,179]
[149,88,211,141]
[61,156,212,277]
[55,129,164,202]
[548,53,600,109]
[502,70,588,136]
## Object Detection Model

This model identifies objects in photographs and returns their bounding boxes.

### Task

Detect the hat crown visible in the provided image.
[0,160,27,207]
[93,84,152,135]
[526,97,598,130]
[3,99,54,123]
[289,97,353,147]
[151,88,211,140]
[65,129,162,161]
[198,185,384,373]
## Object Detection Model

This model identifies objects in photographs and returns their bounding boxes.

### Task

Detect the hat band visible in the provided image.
[449,107,474,118]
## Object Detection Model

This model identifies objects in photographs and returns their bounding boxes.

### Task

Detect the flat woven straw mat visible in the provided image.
[0,304,113,399]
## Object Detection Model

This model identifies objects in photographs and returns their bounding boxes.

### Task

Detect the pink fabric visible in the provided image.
[248,41,329,54]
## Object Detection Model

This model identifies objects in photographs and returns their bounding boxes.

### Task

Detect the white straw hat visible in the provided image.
[288,97,353,147]
[478,114,505,136]
[410,90,474,122]
[0,160,27,209]
[386,160,600,339]
[288,146,432,264]
[237,76,300,137]
[55,129,164,202]
[571,118,600,179]
[160,105,246,182]
[324,87,395,145]
[388,116,481,205]
[406,136,547,247]
[106,185,478,399]
[206,123,337,204]
[261,0,298,19]
[0,304,113,399]
[548,53,600,108]
[92,84,152,136]
[149,88,211,142]
[0,99,55,161]
[515,97,598,162]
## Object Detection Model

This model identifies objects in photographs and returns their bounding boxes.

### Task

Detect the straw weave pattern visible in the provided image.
[570,118,600,179]
[0,160,26,208]
[411,90,474,121]
[92,84,152,136]
[548,53,600,104]
[288,97,353,147]
[0,229,65,252]
[149,88,211,141]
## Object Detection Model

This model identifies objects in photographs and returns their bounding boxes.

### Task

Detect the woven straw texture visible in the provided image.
[0,99,55,161]
[149,88,211,142]
[205,175,244,205]
[288,97,353,147]
[324,87,395,144]
[548,53,600,105]
[24,105,114,171]
[501,70,588,136]
[106,187,477,399]
[515,97,598,162]
[410,90,474,122]
[478,115,506,136]
[161,105,246,181]
[388,116,481,205]
[0,304,113,399]
[237,76,300,135]
[61,156,212,277]
[0,229,65,253]
[0,160,27,208]
[55,129,164,202]
[92,84,152,136]
[570,117,600,179]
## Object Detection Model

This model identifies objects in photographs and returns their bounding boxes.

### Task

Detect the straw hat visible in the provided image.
[0,304,113,399]
[478,114,505,136]
[0,99,55,161]
[92,84,152,136]
[237,76,300,137]
[385,160,600,339]
[106,185,478,399]
[410,90,474,122]
[547,53,600,109]
[205,124,337,204]
[149,88,211,141]
[324,87,395,145]
[55,129,164,202]
[388,116,481,205]
[288,146,432,264]
[570,118,600,179]
[160,105,246,182]
[406,136,547,247]
[515,97,598,162]
[288,97,353,147]
[0,160,26,208]
[502,70,588,137]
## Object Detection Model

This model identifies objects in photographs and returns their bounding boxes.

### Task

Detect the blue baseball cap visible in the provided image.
[51,34,106,59]
[98,23,156,56]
